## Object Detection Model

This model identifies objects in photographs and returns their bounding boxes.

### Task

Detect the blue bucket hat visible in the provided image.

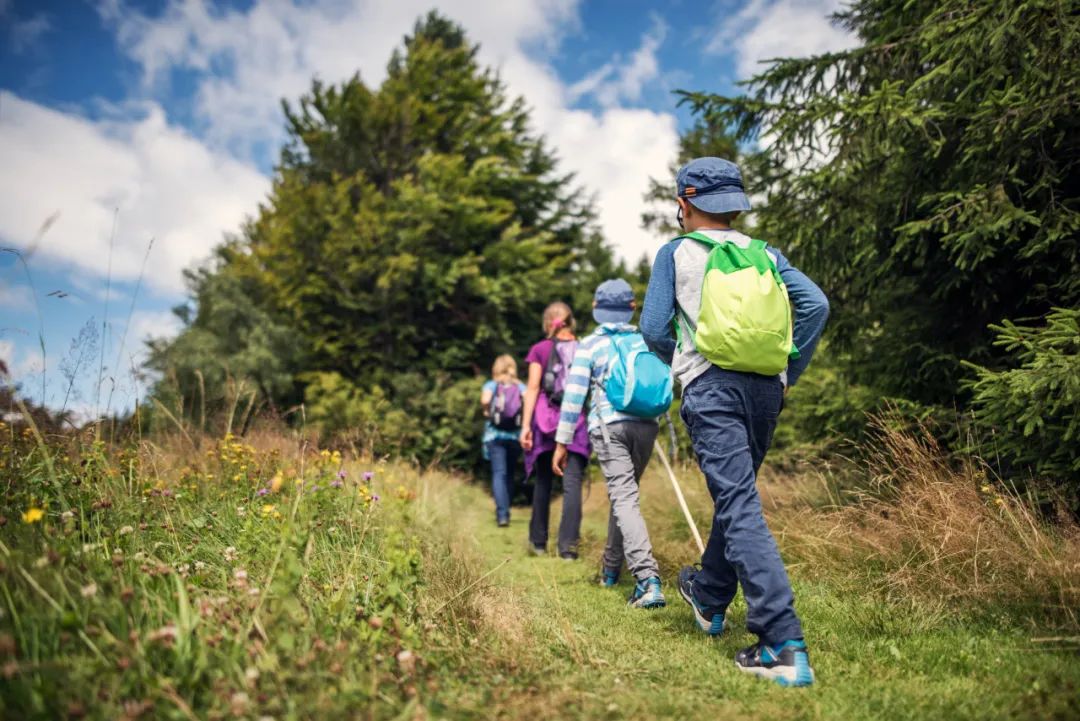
[593,278,635,324]
[676,157,751,215]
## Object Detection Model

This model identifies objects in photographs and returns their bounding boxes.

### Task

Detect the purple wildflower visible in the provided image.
[256,488,270,497]
[330,480,343,488]
[336,470,347,480]
[371,494,381,503]
[310,485,321,493]
[162,489,174,498]
[362,471,374,482]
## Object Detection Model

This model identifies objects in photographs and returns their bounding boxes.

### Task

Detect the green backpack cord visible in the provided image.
[676,231,799,375]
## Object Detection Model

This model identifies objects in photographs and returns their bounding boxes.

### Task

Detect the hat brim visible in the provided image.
[688,191,751,215]
[593,307,634,324]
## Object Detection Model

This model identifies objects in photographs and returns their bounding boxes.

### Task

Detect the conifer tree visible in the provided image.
[150,12,621,463]
[682,0,1080,405]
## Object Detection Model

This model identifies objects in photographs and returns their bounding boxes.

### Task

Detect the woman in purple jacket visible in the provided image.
[519,302,590,559]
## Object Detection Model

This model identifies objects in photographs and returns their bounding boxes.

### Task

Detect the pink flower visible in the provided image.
[336,470,347,480]
[362,471,374,482]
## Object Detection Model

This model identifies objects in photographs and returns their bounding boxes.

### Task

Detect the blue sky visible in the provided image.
[0,0,851,418]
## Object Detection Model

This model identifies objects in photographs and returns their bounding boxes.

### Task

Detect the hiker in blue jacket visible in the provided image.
[554,279,670,609]
[481,355,526,527]
[641,157,829,687]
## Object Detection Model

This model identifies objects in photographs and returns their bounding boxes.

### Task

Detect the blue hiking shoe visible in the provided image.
[676,566,725,635]
[627,576,666,609]
[735,640,815,687]
[599,568,620,588]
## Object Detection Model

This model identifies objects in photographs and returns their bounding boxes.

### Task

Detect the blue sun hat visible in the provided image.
[676,157,751,214]
[593,278,635,324]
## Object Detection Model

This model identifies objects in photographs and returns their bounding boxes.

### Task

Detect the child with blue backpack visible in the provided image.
[481,354,526,527]
[641,157,829,687]
[553,279,673,608]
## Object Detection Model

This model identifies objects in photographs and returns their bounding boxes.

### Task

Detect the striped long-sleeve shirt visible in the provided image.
[555,323,658,445]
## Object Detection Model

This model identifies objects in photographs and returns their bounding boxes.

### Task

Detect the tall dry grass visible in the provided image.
[774,419,1080,628]
[622,417,1080,632]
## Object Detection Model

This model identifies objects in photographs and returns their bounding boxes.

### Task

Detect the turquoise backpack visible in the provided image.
[603,330,673,418]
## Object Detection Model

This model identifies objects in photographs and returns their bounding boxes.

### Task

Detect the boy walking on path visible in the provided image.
[641,158,829,686]
[553,279,666,609]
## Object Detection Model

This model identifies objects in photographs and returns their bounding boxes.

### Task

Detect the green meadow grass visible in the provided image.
[431,469,1080,720]
[1,426,1077,719]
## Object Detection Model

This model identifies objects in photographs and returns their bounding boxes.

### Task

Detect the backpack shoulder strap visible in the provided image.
[676,231,721,248]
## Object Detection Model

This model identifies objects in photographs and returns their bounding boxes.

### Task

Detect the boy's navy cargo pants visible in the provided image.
[680,366,803,646]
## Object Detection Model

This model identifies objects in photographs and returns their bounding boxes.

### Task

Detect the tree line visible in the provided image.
[147,4,1079,509]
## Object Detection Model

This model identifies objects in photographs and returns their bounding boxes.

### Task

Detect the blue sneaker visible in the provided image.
[599,568,620,588]
[627,576,666,609]
[735,640,815,687]
[676,566,724,635]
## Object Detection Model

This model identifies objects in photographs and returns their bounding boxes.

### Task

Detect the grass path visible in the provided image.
[426,463,1080,720]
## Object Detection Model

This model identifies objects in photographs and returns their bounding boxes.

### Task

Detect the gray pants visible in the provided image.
[590,421,660,581]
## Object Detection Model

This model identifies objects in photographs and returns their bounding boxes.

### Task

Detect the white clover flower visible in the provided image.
[118,525,134,536]
[80,582,98,598]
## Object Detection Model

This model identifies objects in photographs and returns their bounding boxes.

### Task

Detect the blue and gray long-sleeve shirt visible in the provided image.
[555,323,656,445]
[641,229,829,391]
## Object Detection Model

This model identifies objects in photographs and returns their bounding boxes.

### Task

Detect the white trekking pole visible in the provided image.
[653,439,705,555]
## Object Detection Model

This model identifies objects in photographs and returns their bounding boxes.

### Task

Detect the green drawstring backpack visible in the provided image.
[677,231,799,375]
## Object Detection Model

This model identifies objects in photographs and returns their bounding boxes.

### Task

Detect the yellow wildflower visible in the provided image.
[261,504,276,517]
[22,507,44,524]
[270,472,284,493]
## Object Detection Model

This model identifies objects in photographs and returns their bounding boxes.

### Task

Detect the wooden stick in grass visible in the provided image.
[653,441,705,556]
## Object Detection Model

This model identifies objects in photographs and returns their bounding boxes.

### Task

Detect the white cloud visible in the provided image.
[709,0,856,80]
[3,2,51,55]
[123,308,183,351]
[0,0,680,316]
[0,92,269,295]
[548,108,677,263]
[568,16,667,108]
[0,283,35,314]
[98,0,678,265]
[99,0,582,161]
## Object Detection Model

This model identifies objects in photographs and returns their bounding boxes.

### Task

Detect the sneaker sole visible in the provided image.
[736,657,815,687]
[629,596,666,609]
[677,584,724,635]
